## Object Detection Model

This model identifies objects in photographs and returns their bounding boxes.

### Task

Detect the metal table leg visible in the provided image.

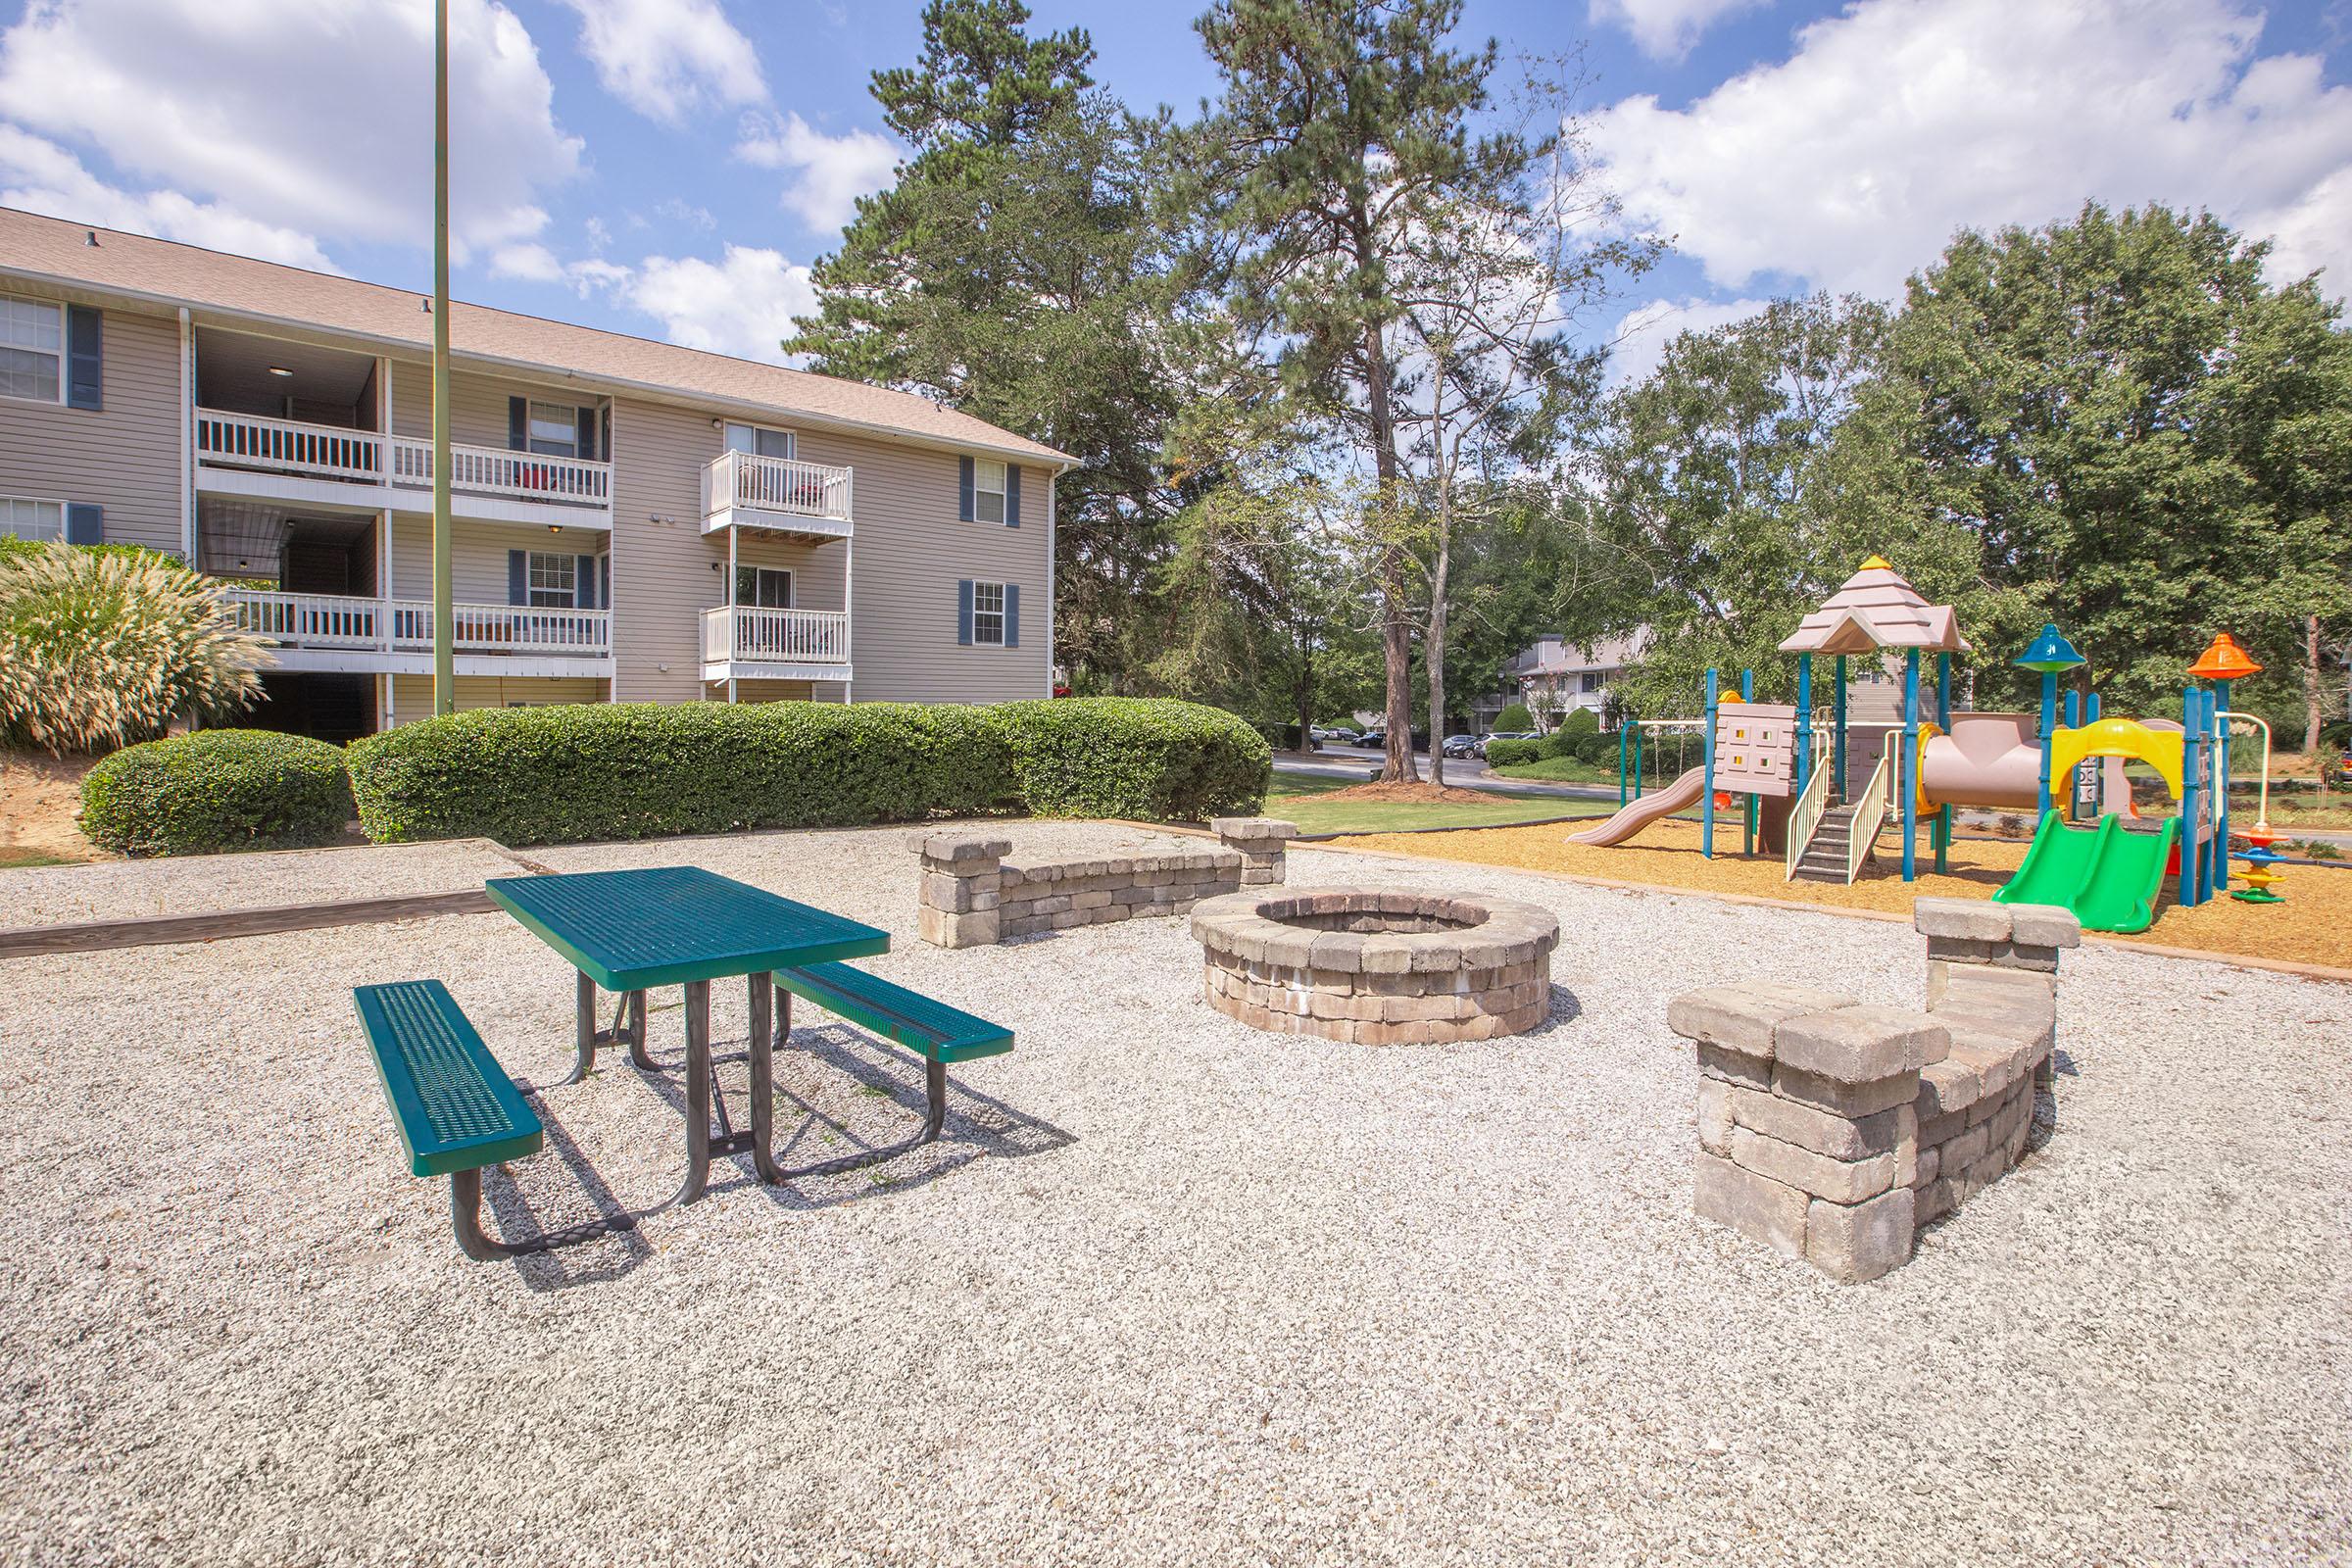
[625,991,653,1070]
[751,972,782,1183]
[681,978,712,1204]
[566,968,598,1084]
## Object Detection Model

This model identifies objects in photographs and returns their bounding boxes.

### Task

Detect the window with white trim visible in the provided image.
[1579,671,1604,693]
[0,497,64,541]
[0,296,63,404]
[971,580,1006,646]
[527,401,579,458]
[735,565,793,609]
[972,459,1006,525]
[723,422,795,460]
[526,551,576,609]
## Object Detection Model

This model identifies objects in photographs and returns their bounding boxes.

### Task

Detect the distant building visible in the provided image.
[1474,631,1647,733]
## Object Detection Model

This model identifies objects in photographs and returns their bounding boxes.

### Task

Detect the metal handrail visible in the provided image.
[1785,748,1833,881]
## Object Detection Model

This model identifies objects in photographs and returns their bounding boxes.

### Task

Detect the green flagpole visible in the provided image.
[431,0,455,714]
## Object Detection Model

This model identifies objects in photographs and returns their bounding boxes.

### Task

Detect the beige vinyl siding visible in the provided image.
[387,674,607,720]
[387,512,608,604]
[389,361,601,453]
[0,288,182,554]
[731,679,830,703]
[789,428,1052,703]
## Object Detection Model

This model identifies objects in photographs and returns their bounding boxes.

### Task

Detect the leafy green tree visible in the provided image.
[786,0,1189,694]
[1860,202,2352,716]
[1492,702,1532,732]
[1192,0,1539,780]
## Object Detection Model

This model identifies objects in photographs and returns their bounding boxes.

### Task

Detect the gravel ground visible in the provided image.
[0,837,529,930]
[2,822,2348,1566]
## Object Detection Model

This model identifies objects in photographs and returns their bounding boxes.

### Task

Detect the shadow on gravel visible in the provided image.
[625,1023,1075,1215]
[483,1098,661,1293]
[1542,985,1584,1029]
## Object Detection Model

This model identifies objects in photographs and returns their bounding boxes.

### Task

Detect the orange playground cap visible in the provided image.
[2188,632,2263,681]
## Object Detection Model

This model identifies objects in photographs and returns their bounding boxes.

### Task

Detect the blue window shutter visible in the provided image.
[575,554,595,608]
[508,397,527,451]
[957,456,974,521]
[1005,465,1021,528]
[575,407,596,461]
[508,550,527,606]
[1004,583,1020,647]
[64,503,102,545]
[66,307,102,410]
[957,579,974,646]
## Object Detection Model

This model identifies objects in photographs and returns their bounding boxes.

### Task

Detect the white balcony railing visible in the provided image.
[701,605,851,665]
[196,409,612,513]
[701,450,852,525]
[223,588,609,658]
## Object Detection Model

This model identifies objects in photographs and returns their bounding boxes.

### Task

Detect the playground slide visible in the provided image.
[1569,765,1706,847]
[1994,812,2179,934]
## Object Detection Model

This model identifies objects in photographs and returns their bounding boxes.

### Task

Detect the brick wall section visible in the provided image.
[1668,899,2081,1283]
[912,820,1299,948]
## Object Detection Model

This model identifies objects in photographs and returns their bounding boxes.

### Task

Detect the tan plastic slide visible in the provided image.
[1568,765,1707,847]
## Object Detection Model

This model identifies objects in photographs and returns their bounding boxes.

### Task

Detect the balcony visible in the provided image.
[700,605,853,685]
[700,450,853,540]
[195,410,613,528]
[223,587,611,677]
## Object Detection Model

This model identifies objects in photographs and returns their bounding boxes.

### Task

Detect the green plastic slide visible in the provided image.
[1994,812,2179,934]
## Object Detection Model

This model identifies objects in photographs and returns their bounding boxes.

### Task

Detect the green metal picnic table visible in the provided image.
[485,865,889,1201]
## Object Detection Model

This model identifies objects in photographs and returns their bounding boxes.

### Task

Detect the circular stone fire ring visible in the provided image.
[1191,887,1560,1044]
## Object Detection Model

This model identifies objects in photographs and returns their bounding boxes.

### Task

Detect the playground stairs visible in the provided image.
[1791,803,1871,884]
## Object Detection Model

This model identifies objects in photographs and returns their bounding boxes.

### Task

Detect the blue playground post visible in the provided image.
[1833,655,1847,801]
[1701,667,1719,858]
[1935,651,1952,872]
[2017,623,2082,818]
[1901,649,1920,880]
[1794,653,1814,797]
[2036,673,2057,816]
[1740,668,1756,855]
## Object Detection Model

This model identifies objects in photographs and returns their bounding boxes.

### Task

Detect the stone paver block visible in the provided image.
[1912,898,2012,942]
[1693,1151,1808,1259]
[1667,984,1853,1060]
[1723,1080,1908,1160]
[1697,1042,1773,1093]
[1696,1079,1734,1156]
[1806,1188,1916,1284]
[1915,1055,1984,1120]
[918,906,999,949]
[1774,1062,1919,1119]
[2004,904,2083,951]
[908,831,1012,863]
[1730,1125,1895,1205]
[1212,816,1301,845]
[1774,1005,1949,1083]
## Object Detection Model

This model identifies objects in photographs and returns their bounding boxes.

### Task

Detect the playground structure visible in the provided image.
[1576,559,2275,934]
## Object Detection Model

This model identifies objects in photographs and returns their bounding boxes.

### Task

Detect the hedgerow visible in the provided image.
[80,730,352,856]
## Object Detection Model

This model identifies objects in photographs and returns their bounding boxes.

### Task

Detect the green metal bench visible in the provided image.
[356,980,626,1261]
[768,961,1012,1174]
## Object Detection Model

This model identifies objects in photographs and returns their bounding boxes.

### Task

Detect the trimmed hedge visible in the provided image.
[1484,737,1542,768]
[81,729,353,857]
[990,697,1270,821]
[345,697,1269,847]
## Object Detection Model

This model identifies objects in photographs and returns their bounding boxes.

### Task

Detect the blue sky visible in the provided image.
[3,0,2349,379]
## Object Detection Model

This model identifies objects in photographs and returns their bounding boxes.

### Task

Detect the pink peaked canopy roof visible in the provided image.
[1777,557,1972,656]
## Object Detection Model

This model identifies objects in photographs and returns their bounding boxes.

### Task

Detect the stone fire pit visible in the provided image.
[1191,887,1560,1044]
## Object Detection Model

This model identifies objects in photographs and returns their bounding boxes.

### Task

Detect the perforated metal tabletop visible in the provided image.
[485,866,889,991]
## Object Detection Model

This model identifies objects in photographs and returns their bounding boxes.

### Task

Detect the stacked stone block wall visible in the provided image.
[913,819,1298,948]
[1668,899,2080,1282]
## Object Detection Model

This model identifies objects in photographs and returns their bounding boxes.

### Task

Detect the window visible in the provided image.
[971,580,1006,646]
[526,551,576,609]
[724,422,795,461]
[527,401,578,458]
[0,296,62,404]
[0,497,64,541]
[735,566,793,608]
[1580,671,1604,694]
[972,459,1006,525]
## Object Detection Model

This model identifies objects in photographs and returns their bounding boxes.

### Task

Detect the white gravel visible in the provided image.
[0,837,529,930]
[1,821,2347,1566]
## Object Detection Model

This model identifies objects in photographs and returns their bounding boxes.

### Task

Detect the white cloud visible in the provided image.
[734,112,900,232]
[619,244,815,363]
[1590,0,1770,61]
[1604,294,1773,385]
[0,0,581,260]
[557,0,763,123]
[0,124,337,270]
[1588,0,2352,299]
[489,241,565,283]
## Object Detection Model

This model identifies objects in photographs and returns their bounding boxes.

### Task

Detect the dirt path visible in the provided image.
[0,749,102,866]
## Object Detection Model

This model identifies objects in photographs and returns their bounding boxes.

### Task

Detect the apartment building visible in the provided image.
[0,208,1071,741]
[1472,631,1649,733]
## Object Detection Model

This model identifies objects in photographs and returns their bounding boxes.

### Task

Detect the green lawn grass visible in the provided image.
[0,846,80,869]
[1487,755,1628,786]
[1267,773,1597,836]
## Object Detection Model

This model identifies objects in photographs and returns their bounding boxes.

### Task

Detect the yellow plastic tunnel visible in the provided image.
[2047,717,2184,802]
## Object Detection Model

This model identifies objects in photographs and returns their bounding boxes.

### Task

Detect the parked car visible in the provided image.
[1441,733,1481,759]
[1310,725,1358,745]
[1354,728,1387,751]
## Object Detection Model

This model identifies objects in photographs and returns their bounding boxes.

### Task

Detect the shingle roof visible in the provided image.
[0,206,1073,466]
[1778,558,1970,656]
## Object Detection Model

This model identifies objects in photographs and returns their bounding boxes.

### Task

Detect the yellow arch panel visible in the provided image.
[2048,717,2184,801]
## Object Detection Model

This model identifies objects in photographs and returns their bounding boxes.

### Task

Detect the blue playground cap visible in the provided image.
[2015,623,2085,673]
